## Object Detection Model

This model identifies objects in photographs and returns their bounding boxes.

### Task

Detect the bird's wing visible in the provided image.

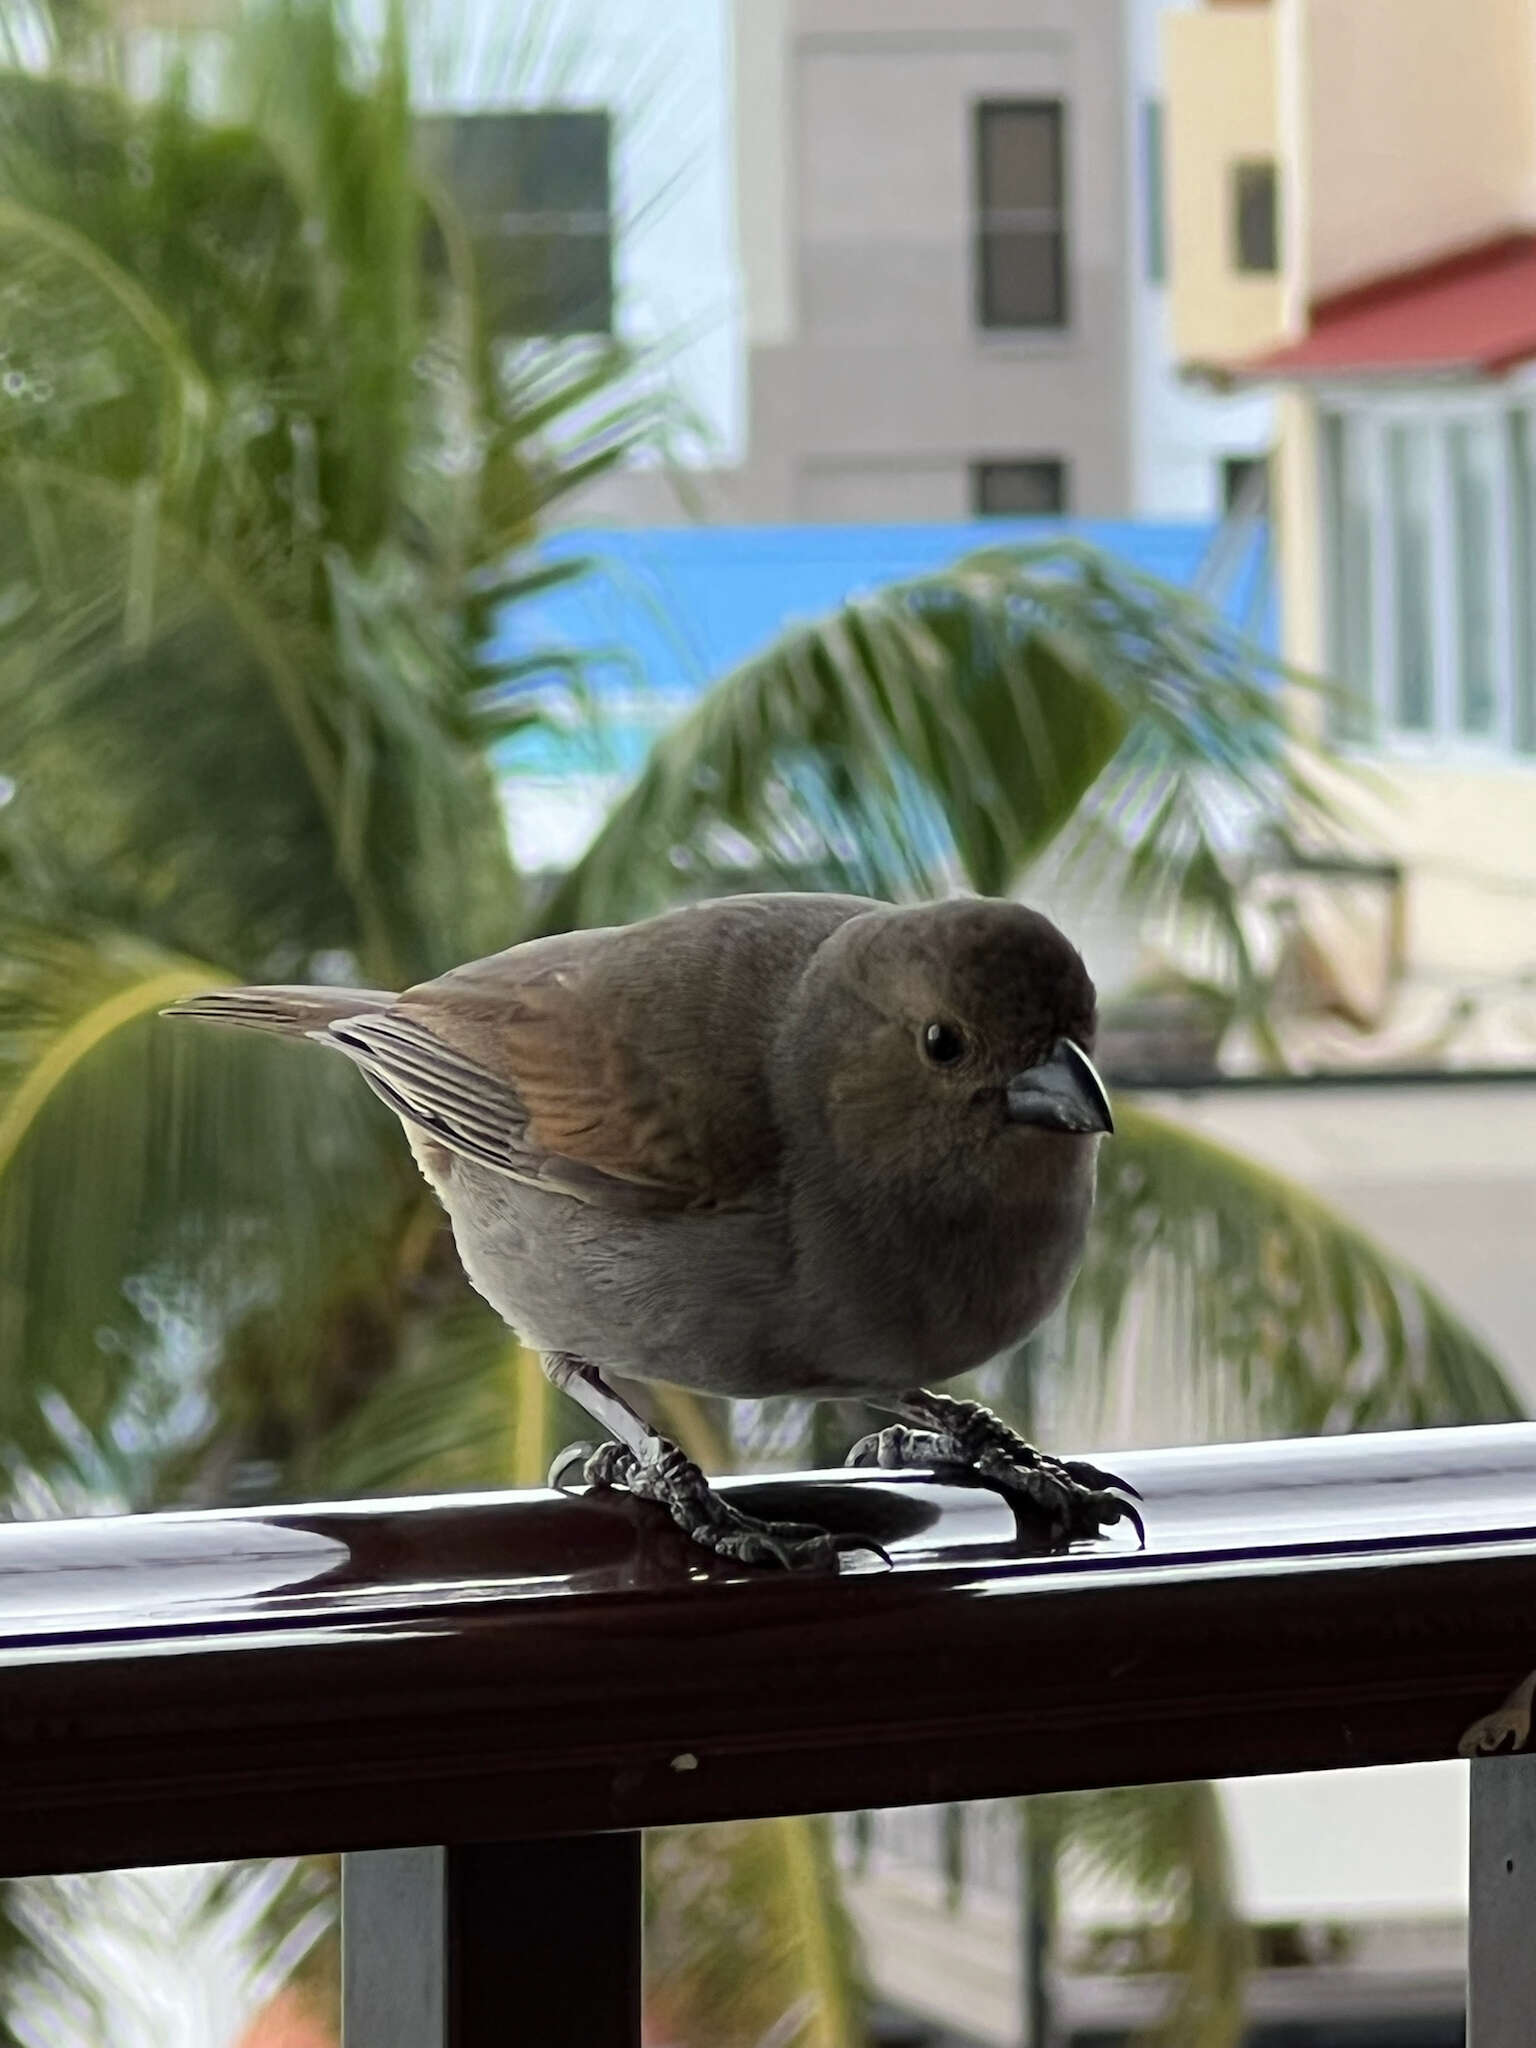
[321,1003,694,1212]
[329,894,877,1213]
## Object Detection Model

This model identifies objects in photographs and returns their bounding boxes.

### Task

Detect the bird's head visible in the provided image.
[777,896,1112,1197]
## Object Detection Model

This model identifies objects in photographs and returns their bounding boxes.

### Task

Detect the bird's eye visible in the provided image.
[922,1021,967,1066]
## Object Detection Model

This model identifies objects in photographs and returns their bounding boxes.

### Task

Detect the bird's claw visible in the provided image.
[1060,1457,1142,1502]
[554,1435,871,1572]
[846,1404,1144,1551]
[548,1440,599,1492]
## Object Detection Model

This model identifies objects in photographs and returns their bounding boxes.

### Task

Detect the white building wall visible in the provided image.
[1124,0,1275,517]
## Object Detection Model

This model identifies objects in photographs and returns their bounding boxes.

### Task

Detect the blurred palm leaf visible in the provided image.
[0,913,417,1473]
[0,0,672,1496]
[3,1860,334,2048]
[1052,1101,1522,1446]
[1035,1781,1249,2048]
[539,540,1334,957]
[646,1816,866,2048]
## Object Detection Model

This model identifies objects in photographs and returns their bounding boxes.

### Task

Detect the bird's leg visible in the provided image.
[846,1388,1144,1548]
[543,1353,871,1572]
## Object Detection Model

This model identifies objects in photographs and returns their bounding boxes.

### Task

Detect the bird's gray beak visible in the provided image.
[1005,1038,1114,1136]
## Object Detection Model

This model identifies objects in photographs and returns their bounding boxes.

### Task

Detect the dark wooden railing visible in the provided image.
[2,1423,1535,2044]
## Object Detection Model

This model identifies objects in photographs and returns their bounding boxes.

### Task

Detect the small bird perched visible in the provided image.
[166,892,1137,1568]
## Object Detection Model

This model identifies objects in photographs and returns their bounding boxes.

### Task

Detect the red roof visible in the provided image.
[1234,232,1536,381]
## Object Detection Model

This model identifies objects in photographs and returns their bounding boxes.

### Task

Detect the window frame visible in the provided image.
[1221,453,1270,515]
[973,98,1068,333]
[970,458,1069,518]
[1320,389,1530,759]
[1231,158,1279,276]
[416,109,614,338]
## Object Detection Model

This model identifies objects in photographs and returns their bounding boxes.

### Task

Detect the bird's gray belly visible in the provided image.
[436,1164,808,1396]
[434,1158,1092,1399]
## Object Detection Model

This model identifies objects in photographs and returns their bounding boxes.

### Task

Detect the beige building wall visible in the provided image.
[1305,0,1536,296]
[1273,387,1321,679]
[1280,2,1536,986]
[1163,4,1286,362]
[729,0,1134,522]
[1338,767,1536,984]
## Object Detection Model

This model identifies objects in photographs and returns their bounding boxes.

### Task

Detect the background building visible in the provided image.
[588,0,1274,525]
[1165,0,1536,1005]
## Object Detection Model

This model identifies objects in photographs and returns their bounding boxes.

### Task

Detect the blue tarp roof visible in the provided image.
[490,517,1274,777]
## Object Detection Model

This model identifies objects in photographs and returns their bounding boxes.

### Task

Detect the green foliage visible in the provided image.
[1035,1781,1250,2048]
[541,537,1333,954]
[647,1817,866,2048]
[0,3,663,993]
[1063,1103,1523,1443]
[0,0,673,1500]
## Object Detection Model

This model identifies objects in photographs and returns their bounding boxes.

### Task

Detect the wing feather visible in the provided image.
[321,1009,689,1209]
[319,894,878,1213]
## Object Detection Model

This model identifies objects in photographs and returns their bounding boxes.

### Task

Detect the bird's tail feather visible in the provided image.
[162,985,399,1038]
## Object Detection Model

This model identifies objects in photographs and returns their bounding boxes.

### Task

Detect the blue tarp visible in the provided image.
[490,517,1275,777]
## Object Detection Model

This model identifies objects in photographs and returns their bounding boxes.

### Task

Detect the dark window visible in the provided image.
[418,111,612,336]
[1222,454,1270,513]
[975,101,1066,329]
[1232,159,1279,273]
[1141,100,1166,284]
[971,460,1067,517]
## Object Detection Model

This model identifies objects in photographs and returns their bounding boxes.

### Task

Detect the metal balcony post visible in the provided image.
[1468,1754,1536,2047]
[342,1834,643,2047]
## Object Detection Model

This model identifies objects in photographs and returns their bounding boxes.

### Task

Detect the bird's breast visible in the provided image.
[786,1142,1098,1390]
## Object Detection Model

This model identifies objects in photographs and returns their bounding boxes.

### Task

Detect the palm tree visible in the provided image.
[0,3,1518,2044]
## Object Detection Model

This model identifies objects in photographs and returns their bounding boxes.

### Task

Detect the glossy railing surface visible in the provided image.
[1,1423,1534,1880]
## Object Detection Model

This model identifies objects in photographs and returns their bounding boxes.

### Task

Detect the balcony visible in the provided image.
[1,1424,1534,2043]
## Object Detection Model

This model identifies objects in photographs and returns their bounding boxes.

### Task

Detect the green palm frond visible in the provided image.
[539,539,1335,943]
[1036,1781,1249,2048]
[538,571,1126,930]
[1047,1102,1522,1445]
[0,189,213,493]
[0,13,672,989]
[311,1297,601,1500]
[647,1816,866,2048]
[0,915,411,1471]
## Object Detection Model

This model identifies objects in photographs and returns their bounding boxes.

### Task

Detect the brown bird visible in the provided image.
[165,892,1137,1568]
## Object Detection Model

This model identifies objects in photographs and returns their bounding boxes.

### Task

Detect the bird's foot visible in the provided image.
[549,1436,881,1571]
[846,1394,1144,1548]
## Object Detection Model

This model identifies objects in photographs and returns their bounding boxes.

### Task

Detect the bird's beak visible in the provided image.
[1005,1039,1114,1136]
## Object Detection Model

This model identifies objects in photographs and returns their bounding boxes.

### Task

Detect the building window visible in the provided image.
[1141,100,1166,285]
[418,111,613,336]
[971,460,1068,516]
[1231,159,1279,274]
[975,101,1066,329]
[1221,454,1269,514]
[1322,416,1375,741]
[1322,404,1532,753]
[1385,423,1436,731]
[1449,421,1500,736]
